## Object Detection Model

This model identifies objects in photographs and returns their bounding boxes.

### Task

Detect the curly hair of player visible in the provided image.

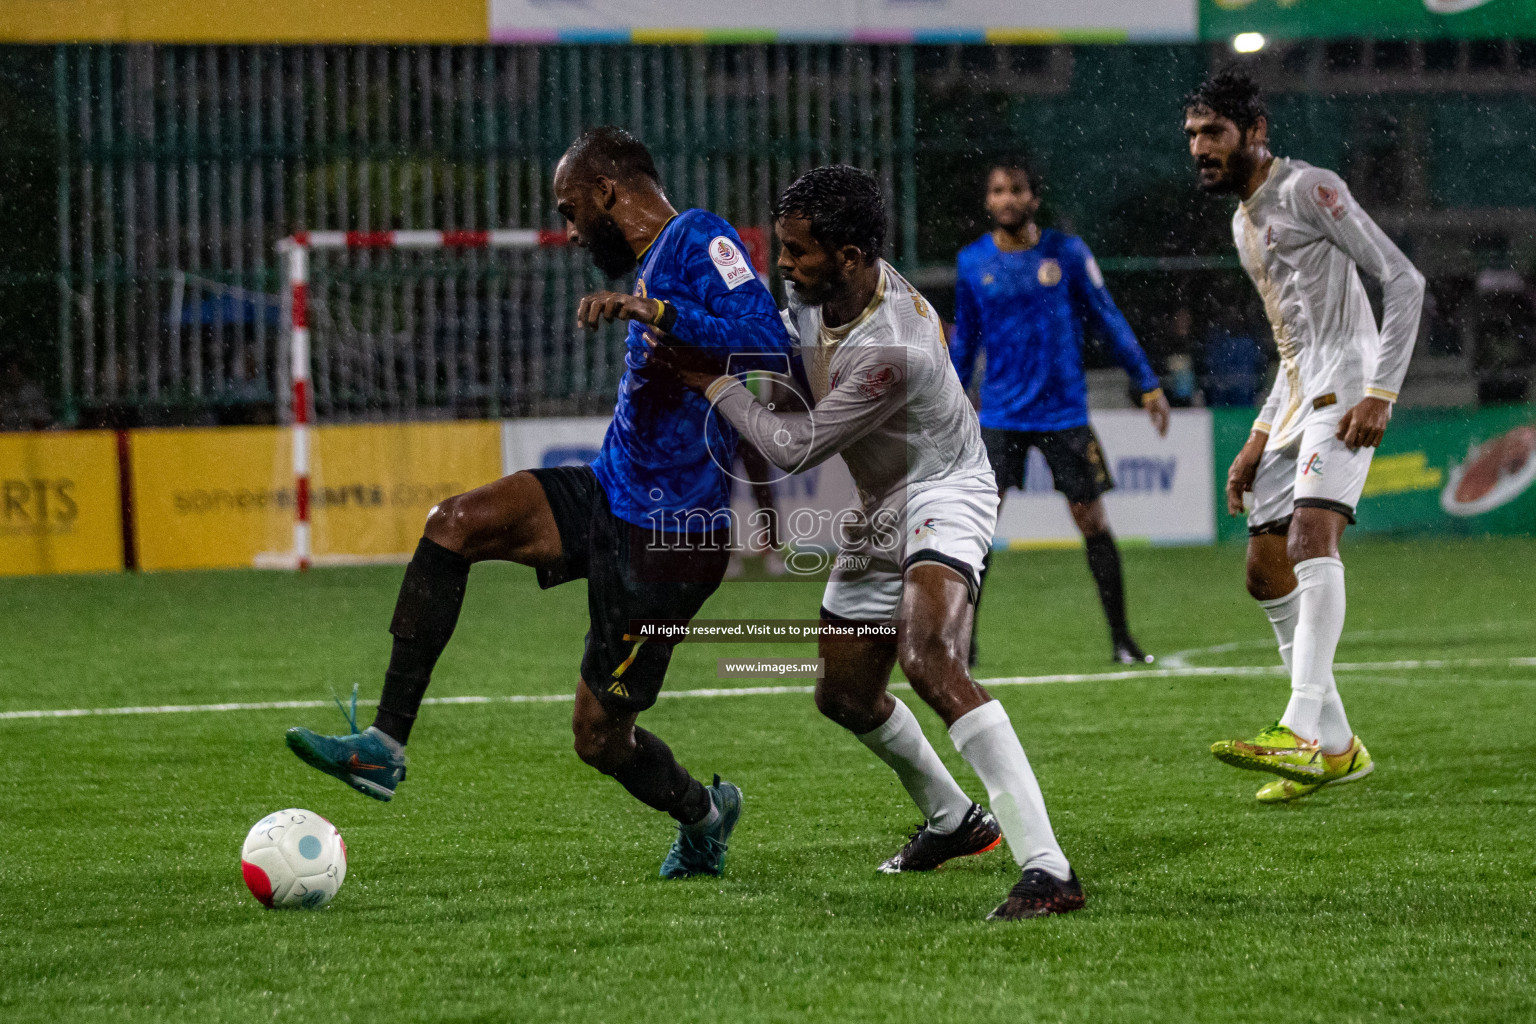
[1182,67,1268,135]
[771,164,887,263]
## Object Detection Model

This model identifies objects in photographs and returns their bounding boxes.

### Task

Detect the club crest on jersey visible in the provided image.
[1303,453,1324,477]
[1313,184,1347,221]
[1037,259,1062,287]
[855,363,903,400]
[709,236,755,290]
[635,278,648,299]
[913,517,939,538]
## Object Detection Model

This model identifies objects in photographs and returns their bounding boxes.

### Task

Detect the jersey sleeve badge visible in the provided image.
[708,236,756,290]
[1037,259,1062,287]
[1313,183,1347,221]
[855,363,905,400]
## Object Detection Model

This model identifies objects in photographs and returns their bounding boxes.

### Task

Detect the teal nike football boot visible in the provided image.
[659,775,742,879]
[285,686,406,801]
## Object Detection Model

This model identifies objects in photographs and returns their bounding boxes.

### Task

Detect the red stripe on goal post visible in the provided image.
[290,283,307,329]
[442,230,490,248]
[292,379,310,425]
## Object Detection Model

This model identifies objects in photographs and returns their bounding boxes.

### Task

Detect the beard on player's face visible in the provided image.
[1197,135,1256,195]
[991,207,1031,231]
[583,211,638,280]
[986,185,1036,230]
[787,258,844,306]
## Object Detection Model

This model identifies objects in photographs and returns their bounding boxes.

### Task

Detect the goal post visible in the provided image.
[261,223,769,572]
[269,229,569,570]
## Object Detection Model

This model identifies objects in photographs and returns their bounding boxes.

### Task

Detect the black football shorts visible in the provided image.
[528,466,730,713]
[982,425,1114,505]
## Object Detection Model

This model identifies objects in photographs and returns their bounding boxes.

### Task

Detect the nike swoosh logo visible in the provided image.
[347,755,386,771]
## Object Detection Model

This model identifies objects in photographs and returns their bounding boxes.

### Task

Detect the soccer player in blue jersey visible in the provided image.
[951,158,1170,666]
[285,126,797,879]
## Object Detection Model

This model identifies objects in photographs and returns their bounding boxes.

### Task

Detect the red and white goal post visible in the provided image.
[269,229,567,570]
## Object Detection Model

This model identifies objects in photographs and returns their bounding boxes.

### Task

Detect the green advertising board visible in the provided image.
[1211,404,1536,542]
[1201,0,1536,41]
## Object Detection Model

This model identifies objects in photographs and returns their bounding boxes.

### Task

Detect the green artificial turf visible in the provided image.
[2,536,1533,1023]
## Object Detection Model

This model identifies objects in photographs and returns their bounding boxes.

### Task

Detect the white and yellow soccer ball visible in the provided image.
[240,809,347,909]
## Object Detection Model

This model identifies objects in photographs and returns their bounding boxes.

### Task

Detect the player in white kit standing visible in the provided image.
[1183,70,1425,803]
[651,165,1082,919]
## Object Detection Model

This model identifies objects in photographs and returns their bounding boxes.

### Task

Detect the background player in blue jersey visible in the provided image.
[951,157,1171,667]
[285,127,796,880]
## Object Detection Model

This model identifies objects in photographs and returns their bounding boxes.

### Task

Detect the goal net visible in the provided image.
[258,229,626,569]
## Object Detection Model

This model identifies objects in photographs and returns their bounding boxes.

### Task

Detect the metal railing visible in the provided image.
[15,44,917,424]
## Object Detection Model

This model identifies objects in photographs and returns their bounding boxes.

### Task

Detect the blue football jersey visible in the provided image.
[950,229,1159,433]
[590,209,797,531]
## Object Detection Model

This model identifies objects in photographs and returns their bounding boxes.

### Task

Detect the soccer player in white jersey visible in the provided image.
[651,166,1083,919]
[1183,70,1425,803]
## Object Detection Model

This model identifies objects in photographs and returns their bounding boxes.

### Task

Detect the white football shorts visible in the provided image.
[1249,412,1375,533]
[820,481,998,623]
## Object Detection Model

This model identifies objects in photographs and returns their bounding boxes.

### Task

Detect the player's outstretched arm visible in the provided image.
[690,345,916,473]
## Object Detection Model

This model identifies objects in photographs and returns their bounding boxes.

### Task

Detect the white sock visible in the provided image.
[684,796,721,833]
[1318,693,1354,755]
[1278,556,1350,752]
[1258,588,1300,673]
[856,697,973,834]
[949,700,1071,880]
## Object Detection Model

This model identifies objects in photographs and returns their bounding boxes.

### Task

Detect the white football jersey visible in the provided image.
[705,260,995,514]
[1234,158,1425,449]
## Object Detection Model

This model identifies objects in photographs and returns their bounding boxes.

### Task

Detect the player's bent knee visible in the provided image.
[571,719,633,774]
[1286,529,1336,565]
[1245,566,1275,600]
[898,635,965,697]
[423,492,475,551]
[813,683,882,734]
[1069,501,1109,537]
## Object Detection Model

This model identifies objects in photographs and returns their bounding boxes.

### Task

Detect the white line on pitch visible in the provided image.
[2,657,1533,722]
[1161,620,1529,669]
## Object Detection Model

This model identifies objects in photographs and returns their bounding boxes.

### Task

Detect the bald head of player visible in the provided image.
[554,126,677,279]
[772,165,886,327]
[1182,68,1273,200]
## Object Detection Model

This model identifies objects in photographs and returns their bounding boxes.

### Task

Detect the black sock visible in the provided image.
[1084,532,1131,643]
[609,728,711,825]
[371,537,472,744]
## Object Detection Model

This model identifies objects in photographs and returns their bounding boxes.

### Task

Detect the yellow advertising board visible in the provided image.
[0,0,486,44]
[131,422,501,571]
[0,431,122,577]
[130,426,292,571]
[307,421,501,561]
